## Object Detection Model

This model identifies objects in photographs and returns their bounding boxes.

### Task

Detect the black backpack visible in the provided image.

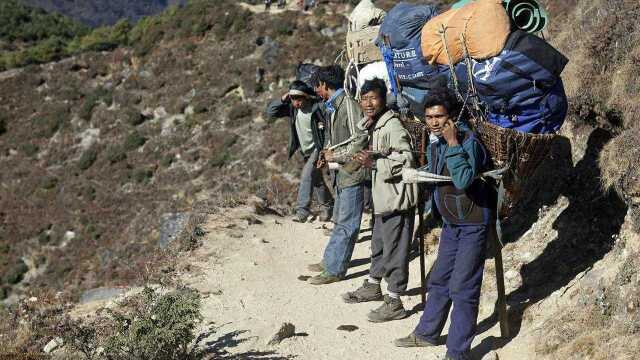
[296,63,320,90]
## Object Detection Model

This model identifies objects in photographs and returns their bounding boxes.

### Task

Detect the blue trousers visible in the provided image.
[322,184,364,277]
[415,224,488,360]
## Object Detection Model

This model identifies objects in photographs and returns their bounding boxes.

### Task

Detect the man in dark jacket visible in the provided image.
[307,65,369,285]
[395,88,492,360]
[265,80,333,222]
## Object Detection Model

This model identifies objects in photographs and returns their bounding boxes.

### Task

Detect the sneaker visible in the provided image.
[394,332,438,348]
[292,213,308,223]
[367,295,408,323]
[307,262,324,272]
[308,271,341,285]
[342,279,383,303]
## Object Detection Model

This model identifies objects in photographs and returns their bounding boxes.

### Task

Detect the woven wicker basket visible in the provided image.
[400,117,428,165]
[469,118,557,216]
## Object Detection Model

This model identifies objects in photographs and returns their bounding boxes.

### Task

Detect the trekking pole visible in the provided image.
[494,183,510,338]
[418,128,427,308]
[383,34,427,307]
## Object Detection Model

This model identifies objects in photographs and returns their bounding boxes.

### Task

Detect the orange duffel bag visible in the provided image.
[421,0,510,65]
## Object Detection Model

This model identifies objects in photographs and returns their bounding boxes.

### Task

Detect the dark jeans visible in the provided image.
[369,210,415,294]
[323,184,364,277]
[414,224,488,360]
[296,149,332,218]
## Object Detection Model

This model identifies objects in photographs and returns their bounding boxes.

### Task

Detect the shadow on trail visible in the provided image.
[471,128,628,358]
[349,257,371,268]
[200,327,296,359]
[344,269,369,280]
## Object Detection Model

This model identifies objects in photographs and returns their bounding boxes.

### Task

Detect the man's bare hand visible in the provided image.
[442,120,459,146]
[281,93,290,102]
[354,150,374,169]
[323,149,335,162]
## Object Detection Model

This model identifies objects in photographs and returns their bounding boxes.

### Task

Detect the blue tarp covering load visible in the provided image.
[471,30,568,133]
[377,2,447,90]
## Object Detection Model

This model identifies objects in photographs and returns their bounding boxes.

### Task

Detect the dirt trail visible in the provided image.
[180,205,538,359]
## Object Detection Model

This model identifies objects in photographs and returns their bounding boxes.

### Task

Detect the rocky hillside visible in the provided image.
[0,0,639,357]
[0,0,348,304]
[23,0,188,27]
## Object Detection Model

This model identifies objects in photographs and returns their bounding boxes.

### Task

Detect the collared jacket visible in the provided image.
[426,130,494,225]
[265,98,328,158]
[327,91,369,189]
[358,110,418,215]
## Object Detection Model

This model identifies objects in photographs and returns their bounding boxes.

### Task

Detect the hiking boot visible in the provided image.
[342,279,383,303]
[367,295,407,322]
[307,262,324,272]
[394,332,438,348]
[308,271,341,285]
[292,213,308,223]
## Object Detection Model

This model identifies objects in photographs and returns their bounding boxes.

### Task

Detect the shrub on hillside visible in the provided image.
[106,146,127,164]
[80,87,114,121]
[33,107,67,138]
[124,131,147,151]
[62,287,204,360]
[78,148,98,171]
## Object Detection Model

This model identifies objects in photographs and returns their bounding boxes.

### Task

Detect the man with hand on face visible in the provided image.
[265,80,333,223]
[307,65,369,285]
[395,88,492,360]
[341,78,418,322]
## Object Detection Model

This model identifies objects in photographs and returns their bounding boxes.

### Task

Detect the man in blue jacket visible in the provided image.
[265,80,333,222]
[395,88,493,360]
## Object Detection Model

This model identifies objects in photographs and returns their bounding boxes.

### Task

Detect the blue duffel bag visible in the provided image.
[472,30,569,133]
[378,2,446,90]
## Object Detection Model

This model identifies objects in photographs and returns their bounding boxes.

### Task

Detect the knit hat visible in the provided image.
[288,80,315,97]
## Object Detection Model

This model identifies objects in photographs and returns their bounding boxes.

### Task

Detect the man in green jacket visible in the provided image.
[342,78,417,322]
[265,80,333,222]
[307,65,369,285]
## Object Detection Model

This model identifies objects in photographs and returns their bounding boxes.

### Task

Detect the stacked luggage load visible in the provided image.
[343,0,569,216]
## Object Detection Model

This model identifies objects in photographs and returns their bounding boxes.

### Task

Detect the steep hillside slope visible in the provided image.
[0,0,347,305]
[23,0,188,27]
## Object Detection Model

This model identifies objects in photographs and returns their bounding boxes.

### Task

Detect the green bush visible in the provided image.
[125,108,146,126]
[131,168,154,184]
[103,287,203,360]
[80,87,114,121]
[21,143,39,157]
[124,131,147,151]
[33,108,67,138]
[209,151,231,168]
[4,260,28,285]
[106,146,127,164]
[78,148,98,170]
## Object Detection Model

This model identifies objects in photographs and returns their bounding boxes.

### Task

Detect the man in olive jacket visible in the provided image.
[265,80,333,222]
[342,79,417,322]
[307,65,369,285]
